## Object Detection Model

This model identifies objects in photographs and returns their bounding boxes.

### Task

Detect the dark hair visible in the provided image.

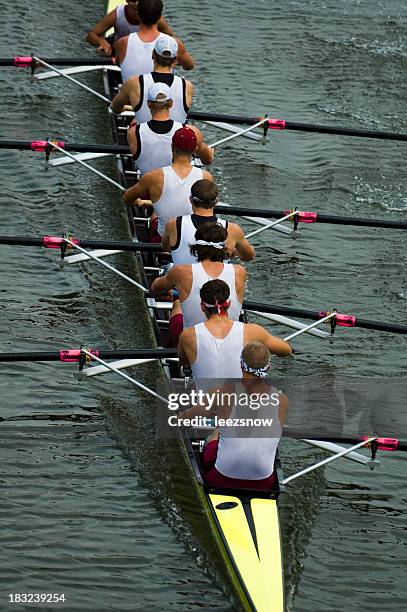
[153,50,176,68]
[138,0,163,26]
[200,279,230,317]
[191,179,218,209]
[172,146,194,158]
[189,222,228,262]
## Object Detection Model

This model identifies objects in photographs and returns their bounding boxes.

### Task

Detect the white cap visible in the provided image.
[154,34,178,59]
[147,82,172,103]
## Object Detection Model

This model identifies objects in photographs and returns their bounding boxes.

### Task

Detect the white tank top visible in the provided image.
[114,5,140,42]
[191,321,244,379]
[154,166,202,236]
[171,216,227,266]
[120,32,161,81]
[215,384,282,480]
[181,262,242,329]
[135,120,183,175]
[134,73,188,124]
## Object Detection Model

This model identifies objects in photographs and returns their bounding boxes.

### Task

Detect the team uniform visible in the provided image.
[134,72,189,124]
[203,382,281,489]
[114,5,140,41]
[171,215,228,266]
[132,119,183,175]
[120,32,162,81]
[181,263,242,329]
[153,167,203,237]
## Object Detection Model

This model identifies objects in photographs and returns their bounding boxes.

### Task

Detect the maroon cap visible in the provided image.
[172,126,197,151]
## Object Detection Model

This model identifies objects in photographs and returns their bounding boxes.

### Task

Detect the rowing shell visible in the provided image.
[103,1,284,609]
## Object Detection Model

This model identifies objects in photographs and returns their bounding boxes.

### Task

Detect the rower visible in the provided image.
[124,126,214,240]
[86,0,173,56]
[179,341,288,491]
[111,34,193,123]
[151,223,246,341]
[115,0,194,81]
[162,179,255,263]
[177,279,292,378]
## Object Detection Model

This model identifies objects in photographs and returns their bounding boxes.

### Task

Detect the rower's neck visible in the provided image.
[153,65,173,74]
[151,111,171,121]
[138,23,159,39]
[192,206,216,217]
[172,154,193,167]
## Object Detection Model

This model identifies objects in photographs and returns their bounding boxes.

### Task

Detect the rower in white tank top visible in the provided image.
[191,321,244,379]
[171,216,228,266]
[215,384,282,480]
[120,32,161,81]
[134,119,183,175]
[134,73,189,124]
[154,166,202,236]
[182,262,242,329]
[114,5,140,42]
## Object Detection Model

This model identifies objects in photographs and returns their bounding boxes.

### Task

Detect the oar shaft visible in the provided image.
[243,300,407,334]
[0,57,115,67]
[0,236,163,251]
[285,120,407,142]
[188,112,407,142]
[0,139,129,154]
[216,205,407,230]
[0,348,177,363]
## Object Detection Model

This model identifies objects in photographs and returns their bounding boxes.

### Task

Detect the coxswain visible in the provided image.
[111,35,193,123]
[151,223,246,342]
[177,279,292,379]
[115,0,194,81]
[178,341,288,490]
[86,0,173,56]
[162,179,255,264]
[124,125,214,239]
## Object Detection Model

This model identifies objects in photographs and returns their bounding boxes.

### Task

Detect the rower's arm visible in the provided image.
[110,79,135,114]
[123,174,150,203]
[157,17,175,36]
[177,328,193,367]
[150,267,178,294]
[190,126,214,165]
[278,393,289,427]
[161,218,177,252]
[252,324,293,357]
[86,12,116,56]
[229,223,255,261]
[175,38,195,70]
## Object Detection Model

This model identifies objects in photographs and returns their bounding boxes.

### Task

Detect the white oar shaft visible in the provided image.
[245,211,297,239]
[64,238,147,292]
[50,141,124,191]
[81,349,169,404]
[281,438,376,485]
[209,118,268,148]
[33,56,111,103]
[283,313,335,342]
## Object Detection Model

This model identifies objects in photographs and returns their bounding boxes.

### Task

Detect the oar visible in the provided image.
[0,348,177,363]
[216,205,407,231]
[0,235,163,252]
[243,301,407,334]
[0,139,128,154]
[188,111,407,142]
[0,56,115,67]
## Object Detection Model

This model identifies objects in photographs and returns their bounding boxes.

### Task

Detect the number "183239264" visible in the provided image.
[9,594,65,604]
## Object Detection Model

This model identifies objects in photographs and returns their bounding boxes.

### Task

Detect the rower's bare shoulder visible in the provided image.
[114,35,128,61]
[234,263,247,278]
[202,170,214,182]
[228,221,245,238]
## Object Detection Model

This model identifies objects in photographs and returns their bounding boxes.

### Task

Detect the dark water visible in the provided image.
[0,0,406,610]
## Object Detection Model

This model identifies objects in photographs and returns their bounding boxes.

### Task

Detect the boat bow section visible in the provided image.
[209,494,284,611]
